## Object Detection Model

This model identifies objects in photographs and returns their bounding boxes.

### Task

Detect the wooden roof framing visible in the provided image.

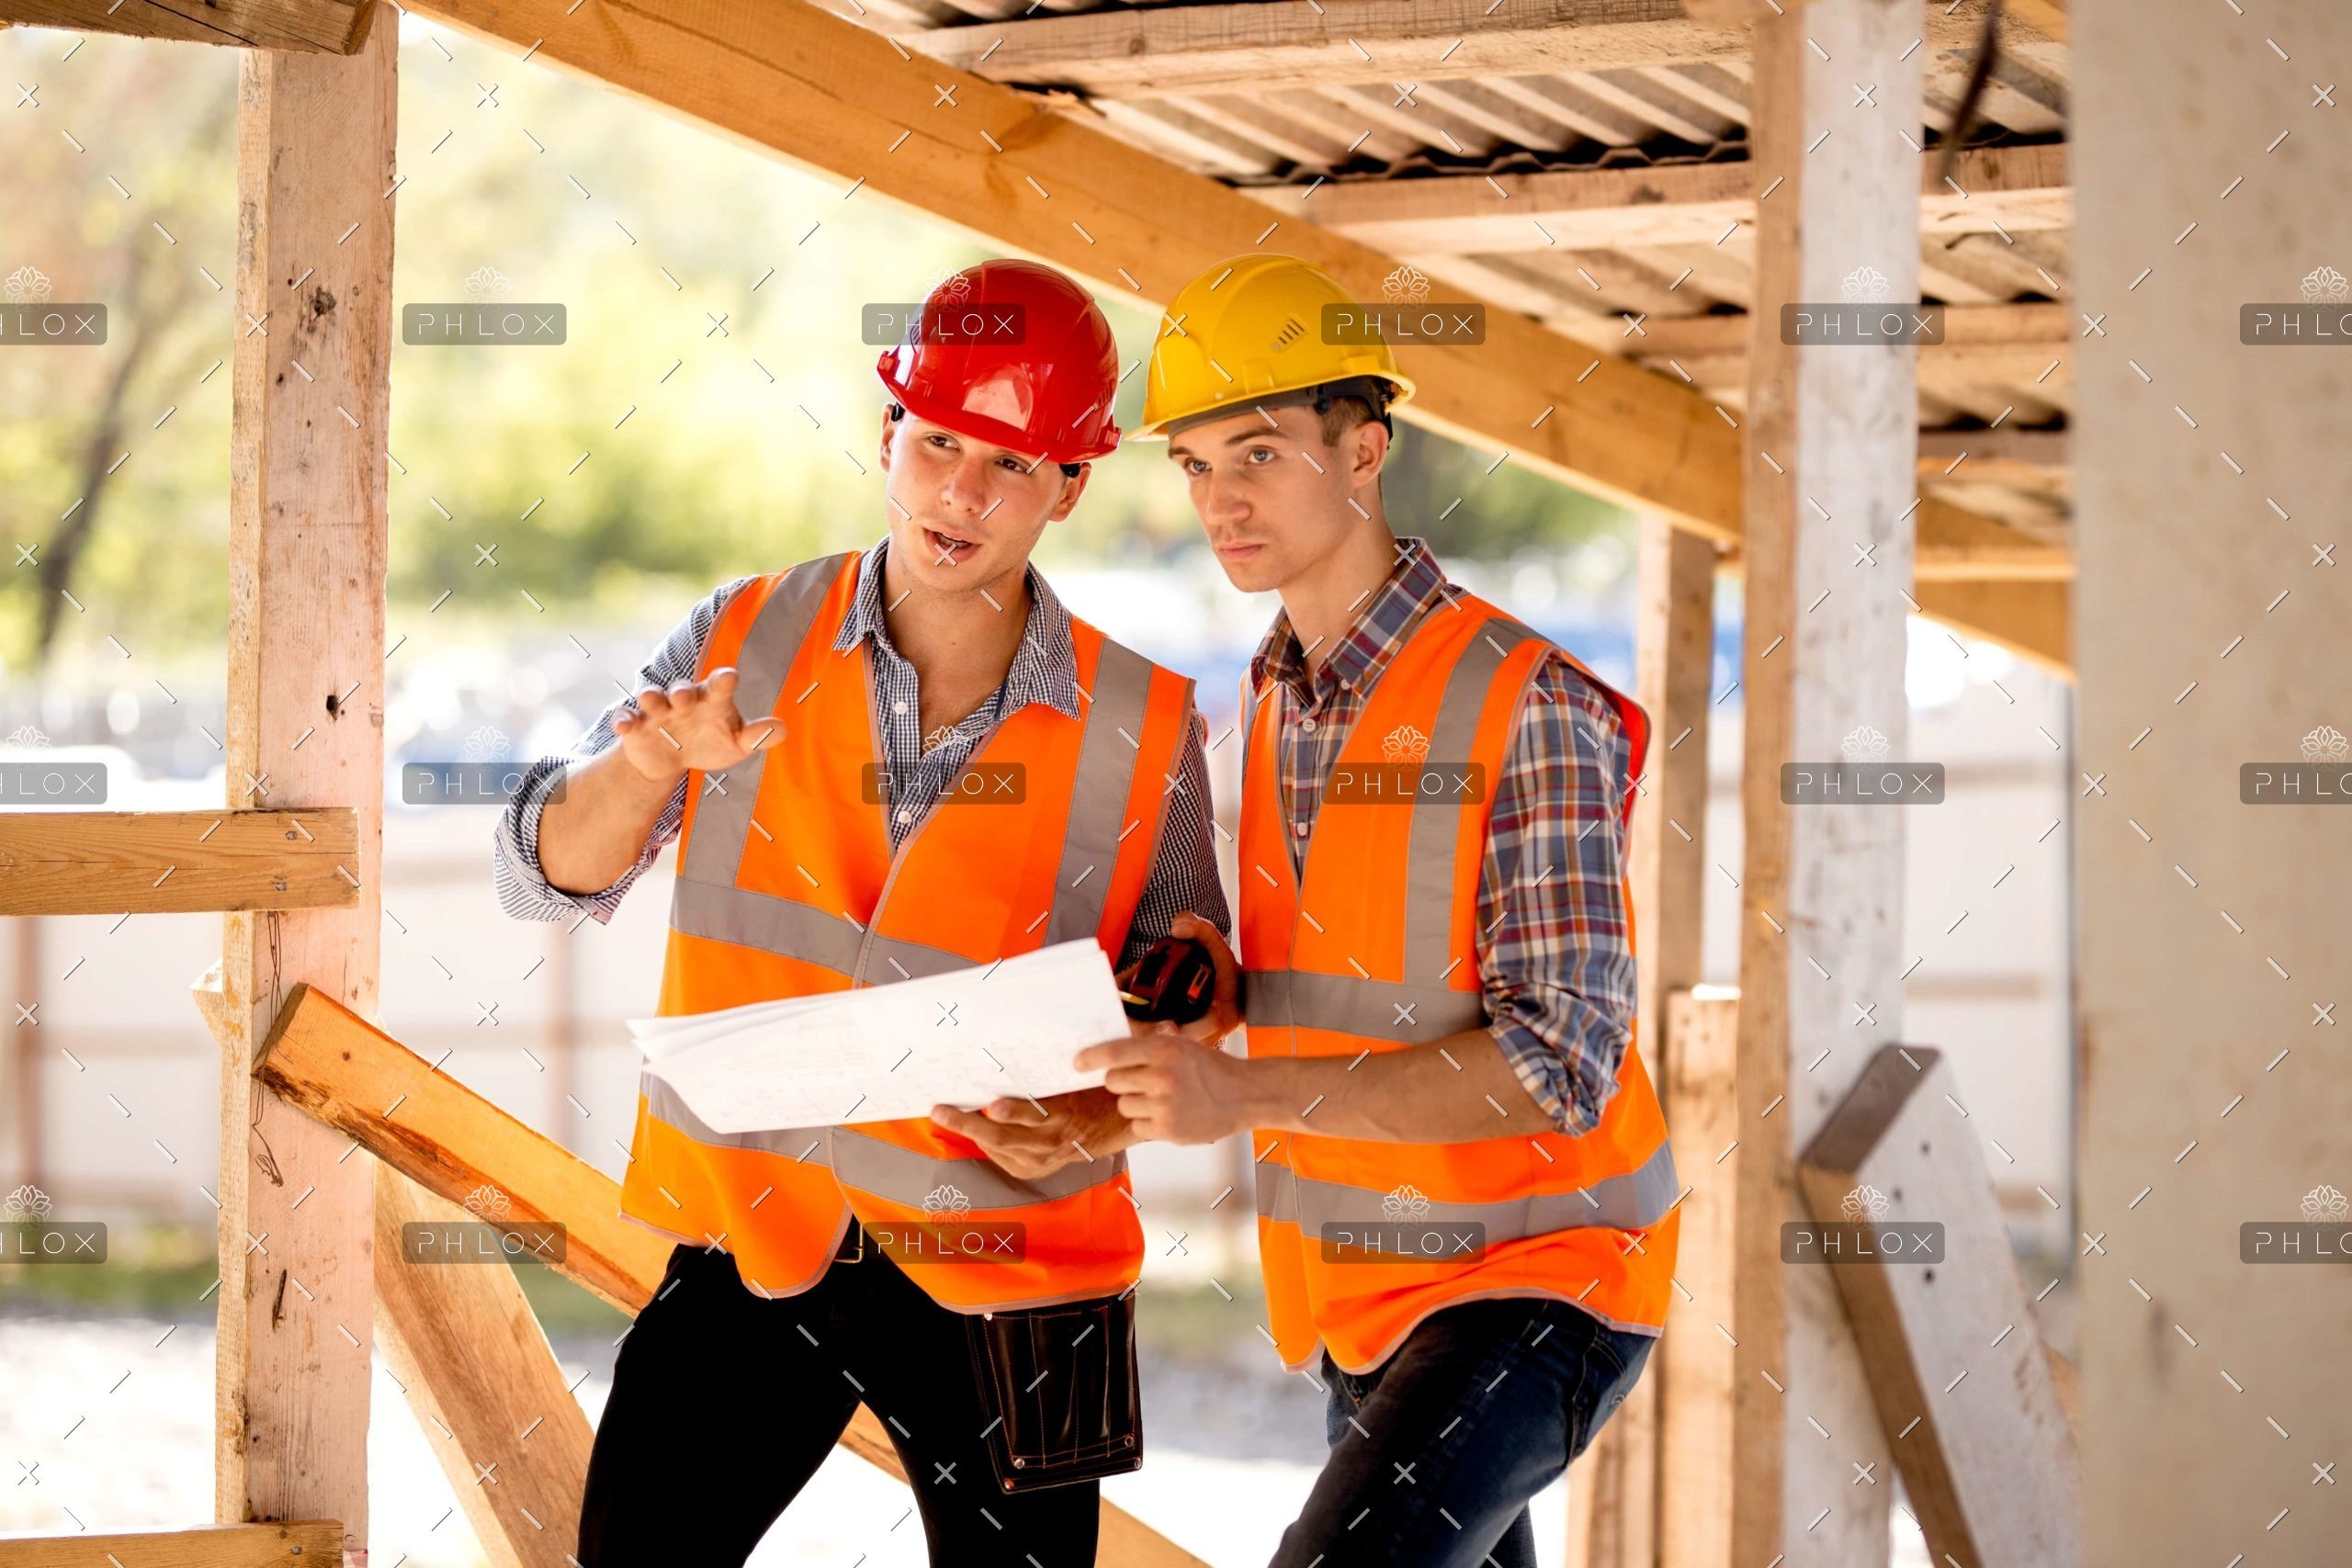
[0,0,374,51]
[384,0,2075,669]
[4,0,2076,668]
[0,6,2086,1564]
[885,0,2075,664]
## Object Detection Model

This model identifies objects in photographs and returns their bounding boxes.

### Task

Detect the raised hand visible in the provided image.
[610,666,780,784]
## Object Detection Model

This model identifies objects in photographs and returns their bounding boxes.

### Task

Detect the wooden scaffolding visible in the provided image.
[0,1,2111,1564]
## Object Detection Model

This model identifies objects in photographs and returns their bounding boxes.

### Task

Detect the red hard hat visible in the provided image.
[876,259,1122,466]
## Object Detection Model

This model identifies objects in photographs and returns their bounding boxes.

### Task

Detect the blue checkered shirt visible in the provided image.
[492,538,1230,973]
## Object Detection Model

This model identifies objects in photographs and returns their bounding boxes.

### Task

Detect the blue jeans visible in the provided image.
[1269,1297,1656,1568]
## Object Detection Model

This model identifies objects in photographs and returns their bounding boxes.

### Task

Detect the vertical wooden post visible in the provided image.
[1574,518,1720,1567]
[1734,4,1920,1563]
[1658,988,1741,1568]
[2074,1,2352,1562]
[8,919,40,1189]
[219,16,397,1563]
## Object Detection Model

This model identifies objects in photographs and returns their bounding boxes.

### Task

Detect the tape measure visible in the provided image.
[1116,935,1217,1026]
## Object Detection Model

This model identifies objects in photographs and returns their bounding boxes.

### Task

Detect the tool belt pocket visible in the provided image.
[964,1292,1143,1494]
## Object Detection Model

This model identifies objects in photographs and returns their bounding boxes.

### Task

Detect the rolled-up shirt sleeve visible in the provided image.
[490,577,753,925]
[1475,654,1642,1136]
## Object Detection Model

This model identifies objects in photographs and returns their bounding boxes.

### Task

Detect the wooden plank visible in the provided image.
[1577,518,1722,1568]
[1634,304,2076,420]
[1796,1045,2078,1567]
[911,0,2033,100]
[1910,580,2070,676]
[1652,349,2073,413]
[217,15,397,1561]
[1731,6,1917,1564]
[0,809,359,917]
[0,0,373,51]
[1637,300,2069,359]
[401,0,2069,660]
[244,983,1210,1566]
[1917,428,2069,493]
[6,922,39,1190]
[0,1522,343,1566]
[254,982,673,1317]
[2074,3,2352,1559]
[1657,989,1739,1568]
[2005,0,2068,44]
[1720,507,2070,585]
[371,1165,594,1568]
[1910,497,2069,583]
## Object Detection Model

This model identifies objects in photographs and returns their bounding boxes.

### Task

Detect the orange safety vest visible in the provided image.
[1238,590,1680,1374]
[617,549,1199,1312]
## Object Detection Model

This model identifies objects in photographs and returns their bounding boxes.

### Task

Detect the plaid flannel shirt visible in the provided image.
[1250,536,1639,1135]
[492,538,1230,974]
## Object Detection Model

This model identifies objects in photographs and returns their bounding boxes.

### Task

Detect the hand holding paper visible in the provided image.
[625,940,1134,1134]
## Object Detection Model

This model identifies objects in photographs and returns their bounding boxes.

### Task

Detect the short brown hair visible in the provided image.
[1316,392,1380,447]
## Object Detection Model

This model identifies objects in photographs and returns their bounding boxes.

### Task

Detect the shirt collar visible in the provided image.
[832,536,1082,722]
[1250,535,1453,703]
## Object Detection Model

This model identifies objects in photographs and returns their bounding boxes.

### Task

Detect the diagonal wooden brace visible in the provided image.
[200,974,1208,1568]
[1797,1044,2079,1568]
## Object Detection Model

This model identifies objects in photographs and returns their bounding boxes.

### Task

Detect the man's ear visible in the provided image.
[877,405,900,471]
[1048,460,1091,522]
[1349,415,1389,489]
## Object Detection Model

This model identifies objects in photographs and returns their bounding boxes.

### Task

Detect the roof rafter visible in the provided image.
[0,0,373,51]
[402,0,2069,659]
[910,0,2049,101]
[1272,143,2070,254]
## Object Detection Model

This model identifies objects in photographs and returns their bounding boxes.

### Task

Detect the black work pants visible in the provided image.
[576,1231,1102,1567]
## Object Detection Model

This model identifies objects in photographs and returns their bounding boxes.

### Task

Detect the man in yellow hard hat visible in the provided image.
[1080,254,1678,1568]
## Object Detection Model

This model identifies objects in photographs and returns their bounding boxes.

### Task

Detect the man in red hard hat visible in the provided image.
[492,258,1230,1567]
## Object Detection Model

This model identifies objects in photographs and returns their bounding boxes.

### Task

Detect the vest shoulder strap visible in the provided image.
[1429,589,1650,805]
[676,552,859,886]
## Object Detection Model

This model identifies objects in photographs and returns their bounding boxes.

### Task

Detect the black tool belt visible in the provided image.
[964,1289,1143,1493]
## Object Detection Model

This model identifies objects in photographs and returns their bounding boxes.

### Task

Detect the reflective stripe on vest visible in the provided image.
[1238,592,1679,1373]
[1252,1137,1680,1235]
[642,1079,1127,1209]
[1242,970,1484,1042]
[673,565,1160,974]
[621,550,1193,1310]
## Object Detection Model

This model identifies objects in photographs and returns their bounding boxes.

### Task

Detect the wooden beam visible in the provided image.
[1657,988,1740,1568]
[0,809,359,917]
[1636,300,2069,359]
[0,1522,343,1566]
[1713,557,2071,673]
[0,0,373,51]
[2075,6,2352,1554]
[1576,522,1723,1568]
[1634,302,2076,411]
[370,1166,594,1568]
[1796,1046,2078,1568]
[1917,428,2070,494]
[1910,579,2070,676]
[218,16,396,1560]
[911,0,2034,100]
[1910,497,2070,583]
[1279,144,2070,254]
[401,0,2063,668]
[254,980,673,1316]
[1731,6,1917,1563]
[243,982,1210,1567]
[2005,0,2068,44]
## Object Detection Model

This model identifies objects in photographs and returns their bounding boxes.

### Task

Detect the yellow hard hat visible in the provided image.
[1130,254,1417,442]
